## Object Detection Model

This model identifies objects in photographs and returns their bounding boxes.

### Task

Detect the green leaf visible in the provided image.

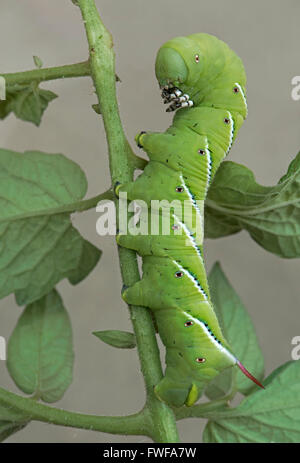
[7,289,74,403]
[263,360,293,387]
[203,361,300,443]
[205,262,264,397]
[0,396,30,442]
[205,152,300,258]
[0,148,101,305]
[68,239,102,285]
[0,88,18,119]
[0,421,28,442]
[203,208,241,239]
[0,402,28,441]
[93,330,136,349]
[92,103,102,114]
[33,55,43,69]
[13,86,57,126]
[0,84,57,125]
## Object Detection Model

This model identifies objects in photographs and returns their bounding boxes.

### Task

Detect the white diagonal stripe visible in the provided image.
[182,311,237,363]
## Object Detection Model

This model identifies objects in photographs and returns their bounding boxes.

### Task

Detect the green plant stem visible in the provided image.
[1,61,91,86]
[77,0,179,443]
[68,189,114,212]
[205,198,300,217]
[0,189,114,224]
[0,387,149,437]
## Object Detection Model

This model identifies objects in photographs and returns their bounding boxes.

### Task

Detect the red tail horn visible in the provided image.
[237,360,265,389]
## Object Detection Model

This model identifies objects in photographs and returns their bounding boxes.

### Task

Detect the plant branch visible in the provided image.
[77,0,179,443]
[0,189,114,224]
[69,188,114,212]
[205,198,300,217]
[0,387,149,437]
[1,61,92,87]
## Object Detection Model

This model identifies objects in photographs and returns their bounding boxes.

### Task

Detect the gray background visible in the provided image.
[0,0,299,443]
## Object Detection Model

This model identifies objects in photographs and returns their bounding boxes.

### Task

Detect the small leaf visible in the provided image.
[206,262,264,397]
[203,361,300,443]
[7,289,74,403]
[0,86,22,119]
[0,392,30,442]
[263,360,293,387]
[205,152,300,258]
[0,84,57,125]
[0,93,13,119]
[203,208,241,239]
[13,86,57,126]
[68,239,102,285]
[0,148,101,305]
[93,330,136,349]
[0,421,28,442]
[33,55,43,69]
[92,103,102,114]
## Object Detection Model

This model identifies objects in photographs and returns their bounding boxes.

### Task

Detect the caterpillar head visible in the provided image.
[155,33,247,117]
[155,35,204,112]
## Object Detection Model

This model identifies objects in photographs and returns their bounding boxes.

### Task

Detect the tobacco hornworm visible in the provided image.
[116,33,264,407]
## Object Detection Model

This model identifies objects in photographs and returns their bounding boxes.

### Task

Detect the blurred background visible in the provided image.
[0,0,299,443]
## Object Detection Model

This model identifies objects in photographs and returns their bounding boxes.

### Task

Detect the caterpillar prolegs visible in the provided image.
[116,33,264,407]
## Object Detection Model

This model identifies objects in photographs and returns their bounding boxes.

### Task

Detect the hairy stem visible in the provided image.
[77,0,179,443]
[0,387,149,437]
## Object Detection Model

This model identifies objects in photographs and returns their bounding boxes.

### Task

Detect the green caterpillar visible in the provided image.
[116,33,264,407]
